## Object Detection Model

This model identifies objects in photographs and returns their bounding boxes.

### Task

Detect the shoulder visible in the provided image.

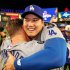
[1,36,11,50]
[41,26,65,41]
[42,26,60,35]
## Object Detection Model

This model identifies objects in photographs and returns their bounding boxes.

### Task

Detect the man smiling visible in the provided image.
[4,5,67,70]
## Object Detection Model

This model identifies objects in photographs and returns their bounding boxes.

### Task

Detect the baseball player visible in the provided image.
[3,5,67,70]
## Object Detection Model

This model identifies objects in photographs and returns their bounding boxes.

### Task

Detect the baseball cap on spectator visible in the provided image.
[21,5,43,19]
[65,25,70,32]
[57,24,67,28]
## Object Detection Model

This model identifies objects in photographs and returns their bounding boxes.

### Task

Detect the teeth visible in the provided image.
[27,27,35,31]
[28,29,35,31]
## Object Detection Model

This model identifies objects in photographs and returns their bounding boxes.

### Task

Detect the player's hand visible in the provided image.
[3,52,16,70]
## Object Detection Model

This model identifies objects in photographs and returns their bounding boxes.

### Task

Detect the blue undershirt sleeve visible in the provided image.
[14,38,67,70]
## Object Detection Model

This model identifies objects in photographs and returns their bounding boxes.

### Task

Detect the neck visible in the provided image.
[10,29,30,45]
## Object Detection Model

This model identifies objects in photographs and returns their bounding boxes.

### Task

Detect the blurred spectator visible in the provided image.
[50,15,58,23]
[57,23,67,36]
[0,22,6,46]
[64,25,70,70]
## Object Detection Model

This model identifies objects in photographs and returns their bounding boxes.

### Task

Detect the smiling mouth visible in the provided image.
[27,27,36,31]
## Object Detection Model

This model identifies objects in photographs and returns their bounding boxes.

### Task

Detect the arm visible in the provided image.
[14,37,67,70]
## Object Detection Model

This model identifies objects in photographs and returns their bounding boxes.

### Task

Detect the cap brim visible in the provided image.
[21,12,43,19]
[65,30,70,32]
[57,26,65,28]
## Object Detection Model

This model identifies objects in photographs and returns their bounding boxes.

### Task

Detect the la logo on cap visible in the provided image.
[30,5,34,11]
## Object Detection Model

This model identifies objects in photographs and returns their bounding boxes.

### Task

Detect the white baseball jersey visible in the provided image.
[0,26,65,70]
[0,36,44,70]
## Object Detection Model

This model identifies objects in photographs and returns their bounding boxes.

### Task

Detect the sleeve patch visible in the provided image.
[17,59,21,66]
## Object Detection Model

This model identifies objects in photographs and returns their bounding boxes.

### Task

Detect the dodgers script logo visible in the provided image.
[2,49,23,59]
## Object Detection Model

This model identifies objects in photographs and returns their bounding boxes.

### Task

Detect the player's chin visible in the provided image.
[27,33,38,37]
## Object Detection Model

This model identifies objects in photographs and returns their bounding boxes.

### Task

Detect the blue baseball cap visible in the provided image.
[21,5,43,19]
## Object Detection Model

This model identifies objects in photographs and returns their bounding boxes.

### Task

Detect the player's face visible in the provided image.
[23,14,44,38]
[59,27,65,32]
[65,32,70,36]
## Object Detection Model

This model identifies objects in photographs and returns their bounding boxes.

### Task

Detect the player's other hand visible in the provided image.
[3,52,16,70]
